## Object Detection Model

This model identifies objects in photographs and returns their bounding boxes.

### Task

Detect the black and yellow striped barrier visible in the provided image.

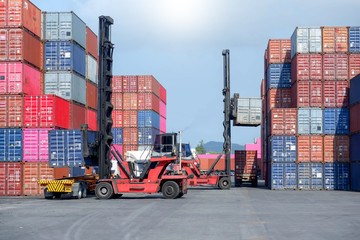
[38,180,74,193]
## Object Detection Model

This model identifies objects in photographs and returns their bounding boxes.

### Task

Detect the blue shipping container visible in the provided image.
[324,163,349,190]
[349,26,360,53]
[70,167,86,177]
[350,74,360,106]
[0,129,22,162]
[138,128,160,145]
[297,108,323,135]
[270,135,297,162]
[351,162,360,191]
[298,163,310,190]
[266,64,291,90]
[350,133,360,162]
[311,163,323,190]
[112,128,123,144]
[44,41,86,77]
[49,129,97,167]
[138,110,160,129]
[269,163,297,190]
[323,108,349,135]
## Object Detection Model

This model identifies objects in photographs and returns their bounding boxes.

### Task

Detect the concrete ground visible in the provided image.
[0,180,359,240]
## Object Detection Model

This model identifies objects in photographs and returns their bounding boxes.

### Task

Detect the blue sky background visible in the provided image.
[34,0,360,147]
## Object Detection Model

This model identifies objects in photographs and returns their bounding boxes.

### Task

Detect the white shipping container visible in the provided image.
[235,98,261,126]
[44,71,86,105]
[291,27,322,59]
[86,54,98,84]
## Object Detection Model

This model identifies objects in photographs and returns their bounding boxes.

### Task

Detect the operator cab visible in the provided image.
[152,133,178,158]
[178,143,194,160]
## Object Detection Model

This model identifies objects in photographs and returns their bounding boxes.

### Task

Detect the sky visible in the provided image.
[34,0,360,147]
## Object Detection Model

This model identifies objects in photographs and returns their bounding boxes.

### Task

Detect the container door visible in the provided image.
[0,29,7,60]
[44,12,59,41]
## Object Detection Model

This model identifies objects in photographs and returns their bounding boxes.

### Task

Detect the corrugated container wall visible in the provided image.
[0,95,24,127]
[112,128,123,144]
[297,135,323,163]
[351,162,360,190]
[269,108,297,136]
[43,12,86,48]
[86,81,98,110]
[349,26,360,53]
[322,27,348,53]
[159,85,167,103]
[291,81,322,107]
[291,27,322,58]
[138,75,160,97]
[266,39,291,66]
[291,54,322,83]
[0,162,22,196]
[323,108,349,135]
[350,134,360,162]
[268,163,297,190]
[266,64,291,89]
[0,129,22,161]
[322,54,348,80]
[324,135,349,162]
[234,98,261,126]
[85,26,98,59]
[349,54,360,79]
[267,88,292,111]
[70,102,86,129]
[23,128,52,162]
[44,71,86,105]
[298,163,323,190]
[86,108,97,131]
[297,108,323,135]
[323,81,349,108]
[324,163,349,190]
[350,104,360,135]
[86,54,98,84]
[270,135,297,163]
[350,74,360,106]
[22,163,54,196]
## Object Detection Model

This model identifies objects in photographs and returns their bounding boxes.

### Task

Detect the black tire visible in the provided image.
[95,182,114,200]
[54,193,61,199]
[162,181,180,199]
[112,194,123,199]
[44,188,53,199]
[252,179,258,187]
[82,185,87,198]
[77,186,82,199]
[218,177,231,190]
[176,192,184,198]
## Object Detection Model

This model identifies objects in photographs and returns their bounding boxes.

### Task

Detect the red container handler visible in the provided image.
[234,150,257,175]
[297,135,323,163]
[0,0,42,38]
[291,54,322,83]
[266,39,291,66]
[138,75,160,97]
[323,80,349,108]
[123,128,138,145]
[0,95,23,127]
[349,54,360,79]
[111,92,122,110]
[122,76,138,93]
[24,95,70,129]
[123,110,137,128]
[22,162,54,196]
[0,61,41,95]
[323,135,349,162]
[86,81,98,110]
[322,53,349,80]
[291,81,322,107]
[0,28,42,69]
[86,107,97,131]
[70,102,86,129]
[268,108,297,136]
[113,110,122,128]
[112,76,122,92]
[0,162,22,196]
[267,88,291,111]
[159,84,166,104]
[85,26,98,59]
[350,104,360,135]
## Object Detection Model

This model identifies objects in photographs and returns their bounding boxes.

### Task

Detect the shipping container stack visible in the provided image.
[111,75,167,157]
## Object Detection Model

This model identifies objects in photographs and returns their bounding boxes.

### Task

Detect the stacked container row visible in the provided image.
[350,74,360,190]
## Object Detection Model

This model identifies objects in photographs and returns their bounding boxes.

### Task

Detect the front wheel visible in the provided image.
[162,181,180,199]
[95,182,114,199]
[218,177,231,190]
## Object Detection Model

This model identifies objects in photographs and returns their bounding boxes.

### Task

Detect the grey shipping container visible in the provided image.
[45,71,86,105]
[86,54,98,84]
[234,97,261,126]
[297,108,323,135]
[291,27,322,59]
[43,12,86,48]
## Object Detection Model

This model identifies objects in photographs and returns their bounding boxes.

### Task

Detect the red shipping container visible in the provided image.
[291,54,322,83]
[24,95,70,129]
[138,75,160,97]
[323,80,349,108]
[0,162,22,196]
[112,76,122,92]
[198,155,235,171]
[53,167,69,179]
[0,62,40,94]
[261,79,265,98]
[86,108,97,131]
[0,0,41,38]
[0,95,23,127]
[113,110,122,128]
[22,162,54,196]
[159,84,167,104]
[0,28,42,69]
[264,49,268,77]
[86,26,98,59]
[349,54,360,79]
[266,39,291,66]
[70,102,86,129]
[123,145,138,158]
[267,88,291,111]
[123,110,137,128]
[323,53,349,80]
[269,108,297,135]
[111,92,122,110]
[297,136,323,163]
[123,128,138,145]
[86,81,98,110]
[123,93,137,110]
[138,93,160,113]
[350,104,360,135]
[291,81,322,107]
[322,27,348,53]
[234,150,257,175]
[122,76,137,92]
[323,136,349,162]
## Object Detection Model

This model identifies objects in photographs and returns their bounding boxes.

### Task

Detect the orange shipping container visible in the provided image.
[123,128,138,145]
[112,76,122,92]
[323,135,350,162]
[266,39,291,66]
[0,95,23,127]
[297,135,323,163]
[322,27,348,53]
[0,0,42,38]
[123,93,137,110]
[198,155,235,171]
[349,54,360,79]
[22,162,54,196]
[269,109,297,136]
[0,28,42,69]
[86,26,98,59]
[291,81,323,108]
[86,81,98,110]
[138,75,160,97]
[111,92,122,110]
[267,88,292,111]
[54,167,69,179]
[123,110,137,127]
[113,110,122,128]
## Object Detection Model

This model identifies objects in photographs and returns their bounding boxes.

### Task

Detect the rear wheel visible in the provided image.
[77,186,82,199]
[95,182,114,199]
[54,193,62,199]
[218,177,231,190]
[82,185,87,198]
[162,181,180,199]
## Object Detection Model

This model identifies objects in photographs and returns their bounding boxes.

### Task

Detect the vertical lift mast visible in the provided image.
[223,49,231,177]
